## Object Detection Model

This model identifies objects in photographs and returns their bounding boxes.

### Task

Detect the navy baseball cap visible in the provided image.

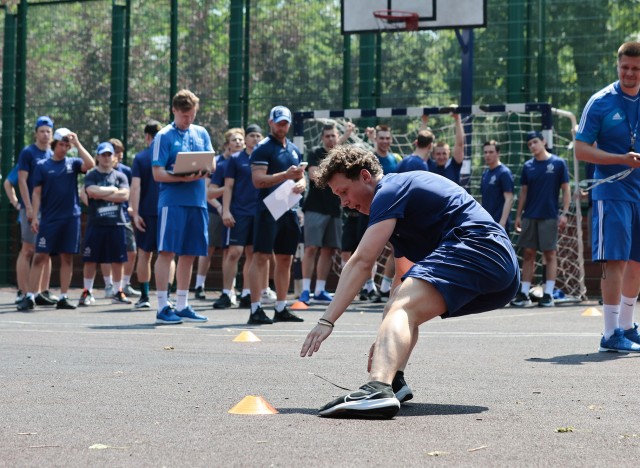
[269,106,292,123]
[35,116,54,130]
[526,130,544,142]
[245,123,263,135]
[97,142,115,155]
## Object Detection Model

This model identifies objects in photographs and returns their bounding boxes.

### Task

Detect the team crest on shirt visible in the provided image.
[83,246,91,256]
[292,150,299,162]
[546,163,555,173]
[489,175,497,185]
[66,163,74,173]
[38,237,47,248]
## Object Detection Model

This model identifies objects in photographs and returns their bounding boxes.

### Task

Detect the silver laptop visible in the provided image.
[167,151,215,176]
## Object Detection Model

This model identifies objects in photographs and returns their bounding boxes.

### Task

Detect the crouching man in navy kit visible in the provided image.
[300,145,519,419]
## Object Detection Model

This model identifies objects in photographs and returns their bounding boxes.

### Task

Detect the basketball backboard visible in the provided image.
[341,0,487,34]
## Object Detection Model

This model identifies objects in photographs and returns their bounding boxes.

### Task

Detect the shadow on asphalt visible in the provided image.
[277,403,488,417]
[526,352,640,365]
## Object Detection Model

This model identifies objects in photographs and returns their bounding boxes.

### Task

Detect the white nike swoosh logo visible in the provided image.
[345,391,381,402]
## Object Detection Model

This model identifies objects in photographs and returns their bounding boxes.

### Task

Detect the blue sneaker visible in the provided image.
[599,328,640,353]
[312,290,333,303]
[175,305,208,322]
[299,290,311,304]
[623,323,640,345]
[156,306,182,325]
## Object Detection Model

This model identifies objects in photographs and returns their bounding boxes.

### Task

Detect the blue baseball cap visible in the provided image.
[97,142,115,155]
[526,130,544,142]
[269,106,292,123]
[35,116,54,130]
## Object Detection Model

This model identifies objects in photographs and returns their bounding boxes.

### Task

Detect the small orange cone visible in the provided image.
[581,307,602,317]
[291,301,309,310]
[233,331,261,342]
[228,396,279,414]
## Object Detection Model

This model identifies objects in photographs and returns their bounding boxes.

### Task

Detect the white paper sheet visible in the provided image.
[262,179,302,220]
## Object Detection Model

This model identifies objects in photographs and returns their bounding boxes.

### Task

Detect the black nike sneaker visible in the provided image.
[391,370,414,403]
[318,381,400,419]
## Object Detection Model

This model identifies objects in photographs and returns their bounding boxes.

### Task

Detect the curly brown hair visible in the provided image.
[314,145,382,189]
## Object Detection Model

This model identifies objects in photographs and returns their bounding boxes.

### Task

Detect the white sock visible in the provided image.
[619,294,637,331]
[157,291,168,312]
[380,276,393,294]
[83,278,94,292]
[176,290,188,311]
[196,275,206,289]
[302,278,311,292]
[112,280,122,292]
[103,275,112,288]
[222,289,231,296]
[123,274,131,286]
[521,282,531,295]
[603,304,620,339]
[242,289,250,297]
[251,302,261,313]
[275,301,287,312]
[315,280,326,295]
[544,280,555,296]
[365,279,376,292]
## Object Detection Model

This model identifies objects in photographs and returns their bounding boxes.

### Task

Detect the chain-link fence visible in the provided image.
[0,0,633,290]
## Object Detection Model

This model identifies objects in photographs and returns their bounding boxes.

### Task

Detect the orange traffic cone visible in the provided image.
[233,331,261,342]
[581,307,602,317]
[290,301,309,310]
[228,396,278,414]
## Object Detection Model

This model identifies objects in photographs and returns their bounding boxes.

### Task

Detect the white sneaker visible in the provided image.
[104,284,114,299]
[261,288,277,304]
[230,293,238,306]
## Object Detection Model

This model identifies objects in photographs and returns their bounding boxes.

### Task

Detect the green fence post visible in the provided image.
[342,34,351,110]
[169,0,178,120]
[14,0,27,156]
[111,0,127,144]
[359,34,375,127]
[1,7,19,285]
[507,0,526,103]
[228,0,244,128]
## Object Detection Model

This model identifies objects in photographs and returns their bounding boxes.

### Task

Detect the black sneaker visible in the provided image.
[372,290,389,303]
[14,289,25,304]
[247,307,273,325]
[319,381,400,419]
[35,292,56,306]
[17,296,35,311]
[195,286,206,300]
[538,293,555,307]
[391,371,414,403]
[213,292,232,309]
[56,297,77,310]
[368,289,382,303]
[238,294,251,308]
[273,307,304,323]
[510,291,532,307]
[112,290,132,304]
[359,288,369,301]
[41,290,60,303]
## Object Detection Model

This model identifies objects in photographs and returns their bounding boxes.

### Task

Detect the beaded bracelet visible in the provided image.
[317,318,334,328]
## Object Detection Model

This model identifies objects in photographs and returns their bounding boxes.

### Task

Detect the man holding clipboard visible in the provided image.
[247,105,307,325]
[151,89,214,324]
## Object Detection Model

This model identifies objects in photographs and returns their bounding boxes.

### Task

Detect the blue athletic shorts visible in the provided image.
[252,208,300,255]
[404,229,520,318]
[226,214,254,247]
[158,206,208,256]
[592,199,640,262]
[135,216,158,253]
[82,224,128,264]
[35,217,80,255]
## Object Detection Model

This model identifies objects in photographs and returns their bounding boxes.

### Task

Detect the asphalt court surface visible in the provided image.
[1,288,639,467]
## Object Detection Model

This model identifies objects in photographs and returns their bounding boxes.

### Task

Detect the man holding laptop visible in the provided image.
[151,89,215,324]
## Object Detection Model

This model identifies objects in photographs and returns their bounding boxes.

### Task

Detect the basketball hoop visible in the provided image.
[373,10,420,32]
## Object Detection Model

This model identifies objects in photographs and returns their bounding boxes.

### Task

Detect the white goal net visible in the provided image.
[294,105,587,303]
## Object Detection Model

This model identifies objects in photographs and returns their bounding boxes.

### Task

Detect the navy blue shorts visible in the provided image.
[135,216,158,253]
[252,208,300,255]
[226,214,254,247]
[36,217,80,255]
[158,206,208,256]
[82,224,128,264]
[404,229,520,318]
